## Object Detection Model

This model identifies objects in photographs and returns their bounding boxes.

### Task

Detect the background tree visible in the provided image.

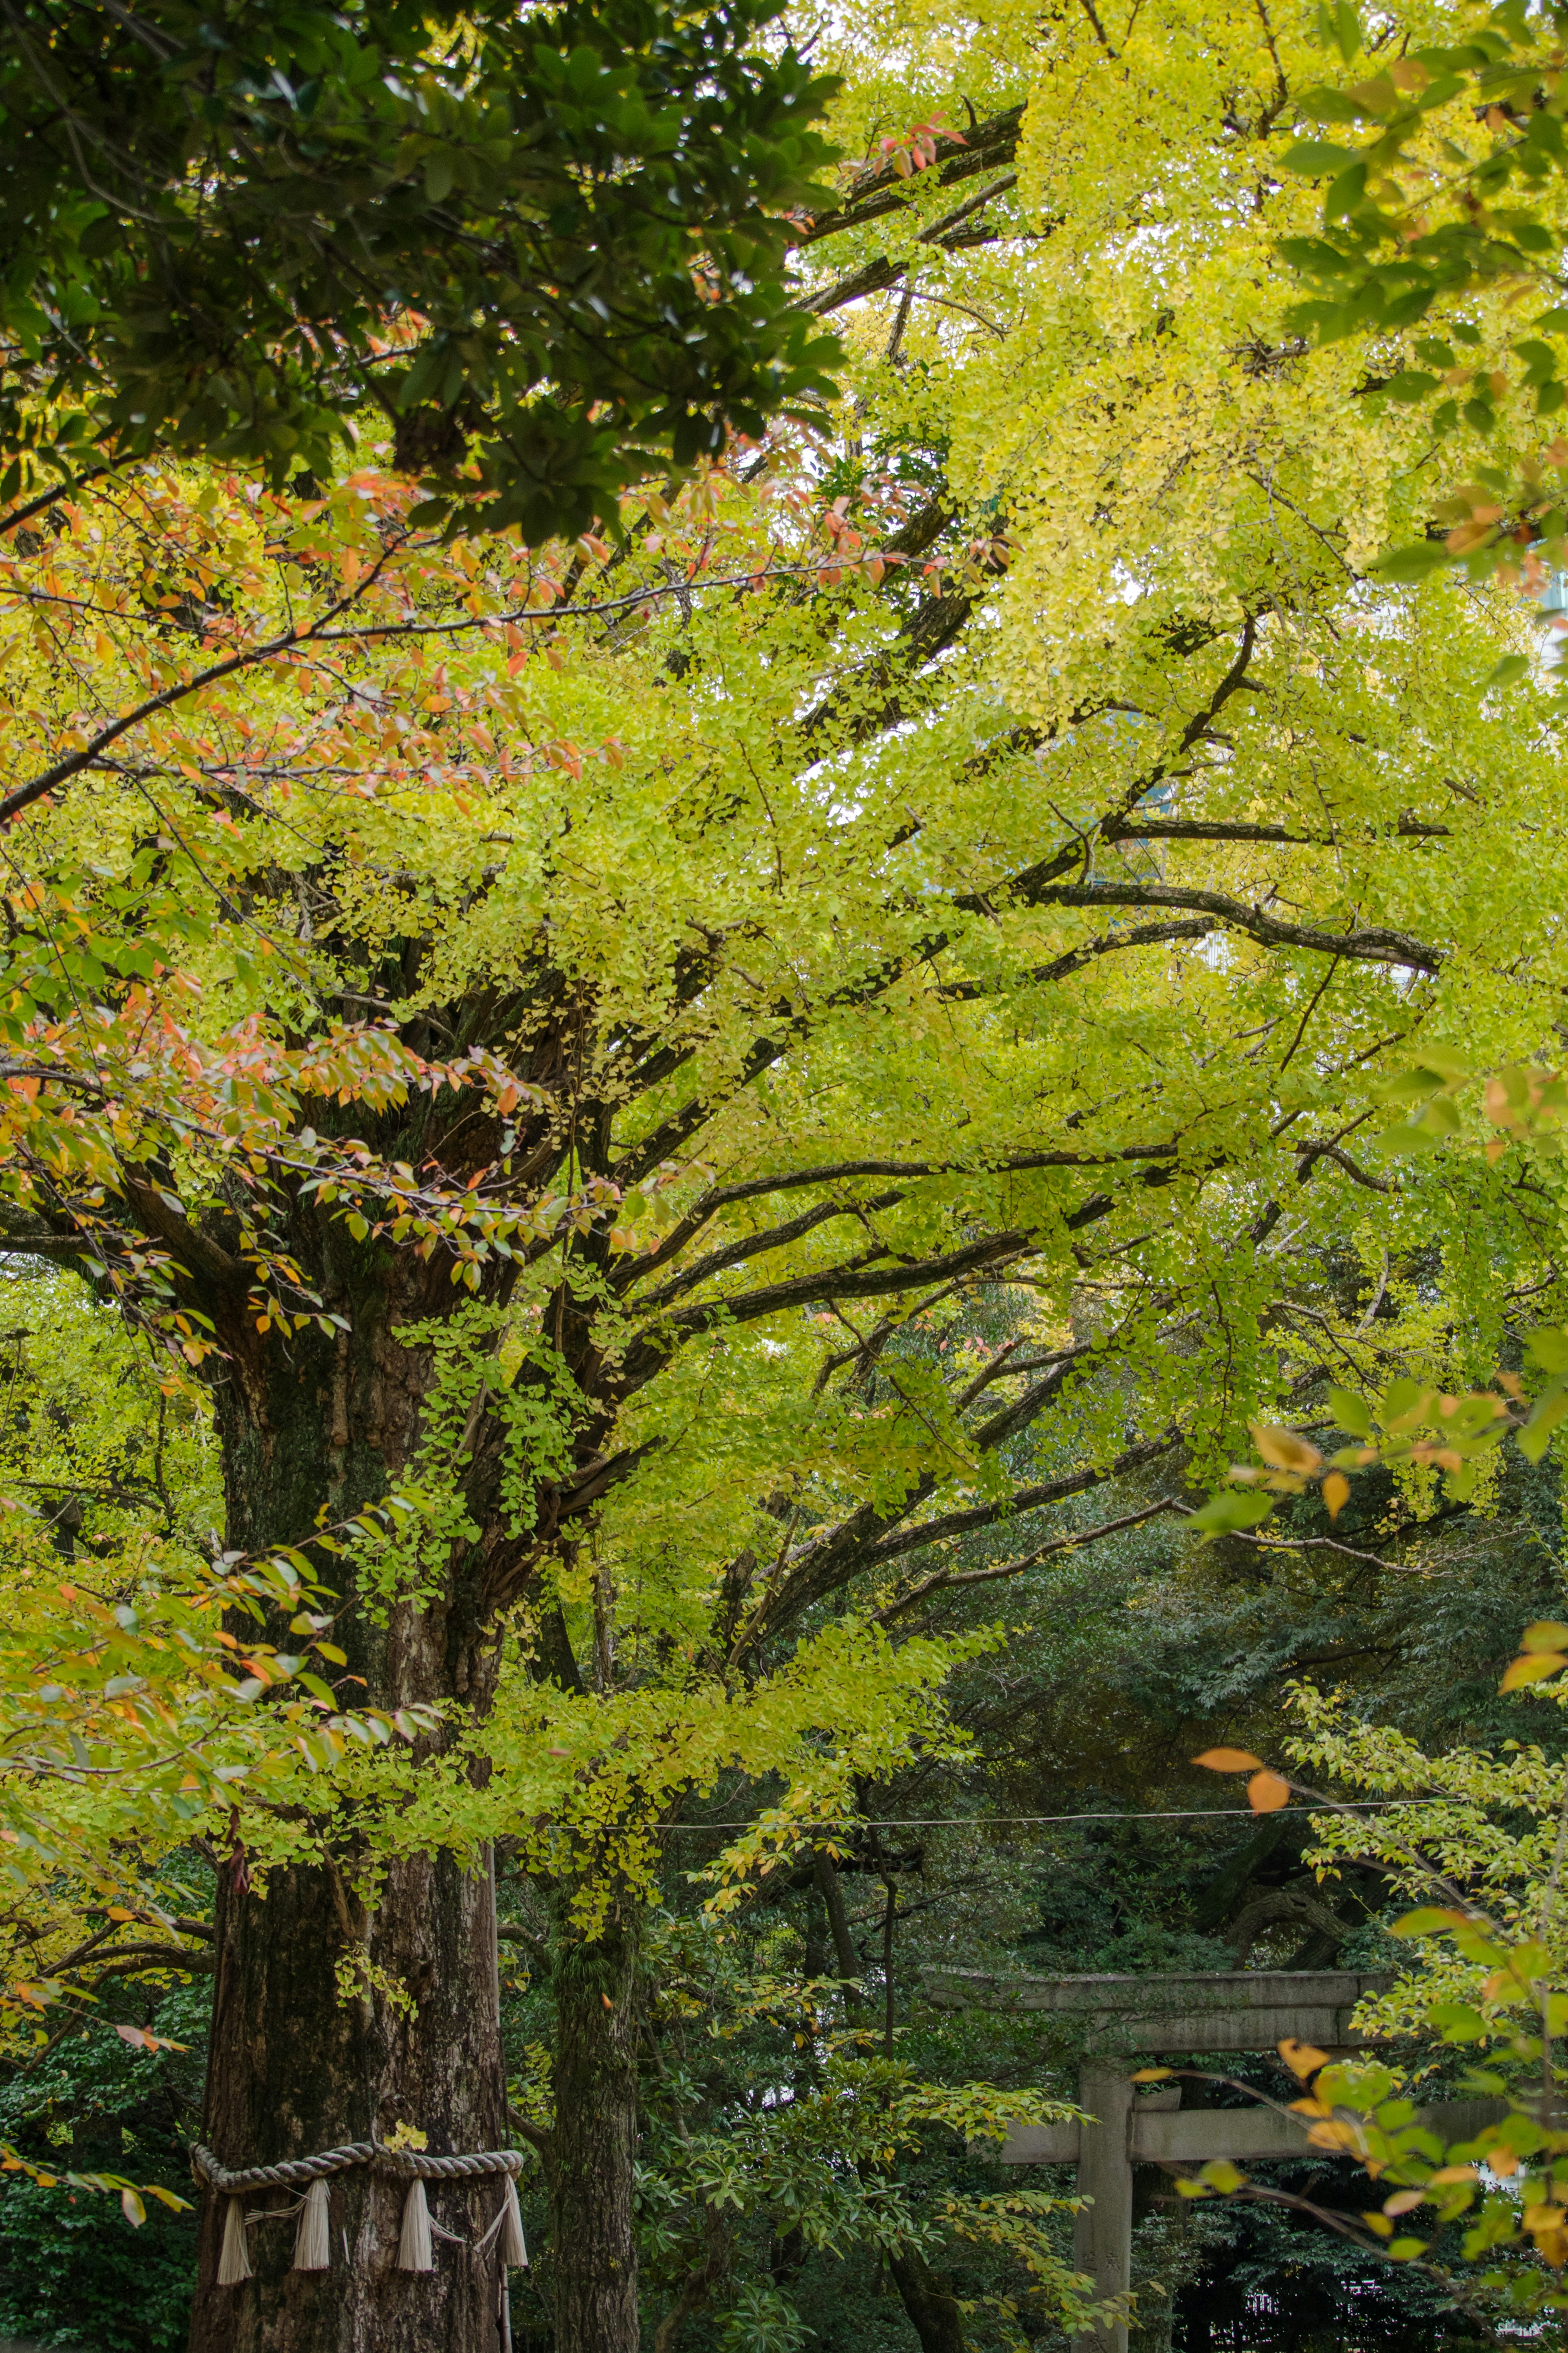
[0,0,839,538]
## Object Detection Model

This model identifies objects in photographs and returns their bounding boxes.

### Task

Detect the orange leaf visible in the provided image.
[1501,1652,1566,1691]
[1251,1423,1323,1475]
[1192,1747,1264,1772]
[1278,2038,1330,2079]
[1248,1769,1292,1813]
[1323,1470,1350,1521]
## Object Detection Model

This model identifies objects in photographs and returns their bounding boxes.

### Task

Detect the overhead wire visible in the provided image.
[653,1802,1460,1832]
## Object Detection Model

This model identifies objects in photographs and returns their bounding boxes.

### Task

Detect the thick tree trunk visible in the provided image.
[187,1262,512,2353]
[550,1910,641,2353]
[189,1843,508,2353]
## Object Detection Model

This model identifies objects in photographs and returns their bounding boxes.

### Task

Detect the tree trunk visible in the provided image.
[812,1853,864,2014]
[187,1260,512,2353]
[189,1842,508,2353]
[889,2250,966,2353]
[549,1909,641,2353]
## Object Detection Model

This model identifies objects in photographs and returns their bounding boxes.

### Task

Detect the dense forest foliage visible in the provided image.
[6,0,1568,2351]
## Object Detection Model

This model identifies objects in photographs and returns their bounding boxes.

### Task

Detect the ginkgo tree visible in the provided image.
[6,3,1568,2351]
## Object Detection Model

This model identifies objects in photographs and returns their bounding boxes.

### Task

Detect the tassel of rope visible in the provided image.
[217,2195,251,2286]
[294,2177,331,2272]
[499,2171,528,2269]
[397,2177,434,2273]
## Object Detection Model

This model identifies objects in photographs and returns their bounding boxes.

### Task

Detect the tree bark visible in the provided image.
[812,1853,864,2014]
[889,2250,966,2353]
[189,1843,508,2353]
[549,1908,642,2353]
[187,1257,512,2353]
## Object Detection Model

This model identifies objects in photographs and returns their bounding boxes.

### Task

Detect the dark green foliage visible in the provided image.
[0,0,841,534]
[0,1982,206,2353]
[1172,2163,1496,2353]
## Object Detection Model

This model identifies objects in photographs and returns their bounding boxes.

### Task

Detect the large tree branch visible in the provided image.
[610,1143,1189,1297]
[0,533,414,829]
[737,1350,1104,1643]
[612,628,1271,1167]
[871,1497,1187,1624]
[1010,881,1440,972]
[630,1189,906,1311]
[865,1430,1185,1571]
[935,917,1217,999]
[743,1419,1183,1655]
[802,174,1020,317]
[792,106,1026,249]
[1101,815,1451,848]
[619,1228,1040,1391]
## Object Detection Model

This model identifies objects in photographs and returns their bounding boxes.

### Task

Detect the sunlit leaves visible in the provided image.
[1271,0,1568,579]
[1199,1371,1518,1540]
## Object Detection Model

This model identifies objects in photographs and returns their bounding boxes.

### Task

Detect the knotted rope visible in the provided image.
[191,2140,528,2286]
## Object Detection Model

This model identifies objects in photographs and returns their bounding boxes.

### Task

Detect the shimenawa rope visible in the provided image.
[191,2140,528,2286]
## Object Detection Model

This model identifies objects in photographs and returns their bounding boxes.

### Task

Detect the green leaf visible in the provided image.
[1390,1907,1472,1937]
[1520,1389,1568,1462]
[1317,0,1364,62]
[1300,87,1378,125]
[1327,1386,1374,1438]
[1525,1325,1568,1373]
[1482,654,1530,690]
[1370,540,1452,582]
[1381,1377,1429,1427]
[1383,369,1441,402]
[1186,1490,1276,1535]
[1428,2002,1490,2041]
[1325,162,1369,220]
[1279,140,1362,177]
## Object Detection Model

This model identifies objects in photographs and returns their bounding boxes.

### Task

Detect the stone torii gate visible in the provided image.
[922,1968,1503,2353]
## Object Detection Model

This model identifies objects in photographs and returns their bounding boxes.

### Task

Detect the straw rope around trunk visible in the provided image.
[190,2141,529,2286]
